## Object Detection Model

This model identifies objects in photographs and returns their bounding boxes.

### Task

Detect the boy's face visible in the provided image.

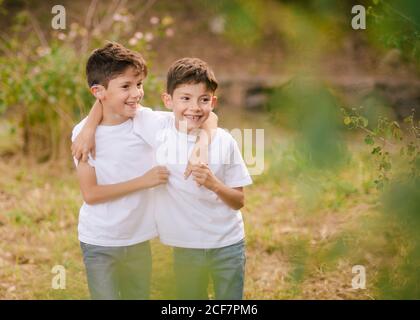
[163,82,217,133]
[99,67,144,119]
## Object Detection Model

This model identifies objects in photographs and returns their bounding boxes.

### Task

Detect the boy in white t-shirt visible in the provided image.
[140,58,252,299]
[72,42,169,300]
[72,44,216,300]
[74,57,252,300]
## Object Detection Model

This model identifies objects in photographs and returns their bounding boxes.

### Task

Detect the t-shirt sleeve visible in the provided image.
[224,135,253,188]
[132,107,173,148]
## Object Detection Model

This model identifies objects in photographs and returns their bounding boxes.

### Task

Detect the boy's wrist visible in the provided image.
[210,179,222,194]
[196,133,209,146]
[135,175,147,190]
[83,126,96,135]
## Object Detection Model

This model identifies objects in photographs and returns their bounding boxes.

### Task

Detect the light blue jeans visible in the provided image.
[173,239,246,300]
[80,241,151,300]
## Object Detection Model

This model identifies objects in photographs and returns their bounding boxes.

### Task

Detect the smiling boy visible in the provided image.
[136,58,253,299]
[72,42,171,299]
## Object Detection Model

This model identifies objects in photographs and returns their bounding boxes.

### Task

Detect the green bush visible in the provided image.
[0,7,170,160]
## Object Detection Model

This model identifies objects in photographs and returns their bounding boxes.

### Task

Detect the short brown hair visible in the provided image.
[166,57,218,95]
[86,42,147,88]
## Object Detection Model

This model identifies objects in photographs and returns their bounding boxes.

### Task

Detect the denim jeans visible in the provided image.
[80,241,151,300]
[173,239,246,300]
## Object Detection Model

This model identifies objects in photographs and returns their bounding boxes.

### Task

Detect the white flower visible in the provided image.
[145,32,153,42]
[134,31,143,39]
[69,30,77,39]
[129,38,138,46]
[209,15,226,34]
[57,32,66,40]
[150,16,159,25]
[48,96,57,104]
[165,28,174,37]
[113,13,122,21]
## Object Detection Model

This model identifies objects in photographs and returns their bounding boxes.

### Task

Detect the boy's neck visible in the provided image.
[101,102,129,126]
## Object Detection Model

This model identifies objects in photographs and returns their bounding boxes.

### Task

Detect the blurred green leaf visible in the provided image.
[364,135,374,145]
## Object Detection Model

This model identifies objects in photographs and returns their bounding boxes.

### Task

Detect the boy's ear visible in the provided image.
[161,93,173,110]
[90,85,106,100]
[211,96,218,109]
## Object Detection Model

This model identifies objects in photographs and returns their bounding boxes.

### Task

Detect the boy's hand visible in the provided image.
[141,166,170,188]
[191,163,220,191]
[184,137,209,179]
[72,99,103,162]
[72,128,96,162]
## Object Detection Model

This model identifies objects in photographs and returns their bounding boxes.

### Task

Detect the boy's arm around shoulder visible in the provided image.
[184,111,218,178]
[71,100,103,162]
[201,111,218,144]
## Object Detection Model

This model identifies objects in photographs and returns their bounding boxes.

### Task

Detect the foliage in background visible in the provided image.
[343,107,419,188]
[1,0,420,299]
[343,106,420,298]
[206,0,420,68]
[367,0,420,68]
[243,0,420,298]
[0,2,172,160]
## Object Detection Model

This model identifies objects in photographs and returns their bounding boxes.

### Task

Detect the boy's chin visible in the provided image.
[187,126,199,133]
[186,121,204,133]
[177,117,207,133]
[125,111,137,118]
[187,118,208,130]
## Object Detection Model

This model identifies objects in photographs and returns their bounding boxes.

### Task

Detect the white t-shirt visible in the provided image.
[71,117,158,246]
[133,107,253,249]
